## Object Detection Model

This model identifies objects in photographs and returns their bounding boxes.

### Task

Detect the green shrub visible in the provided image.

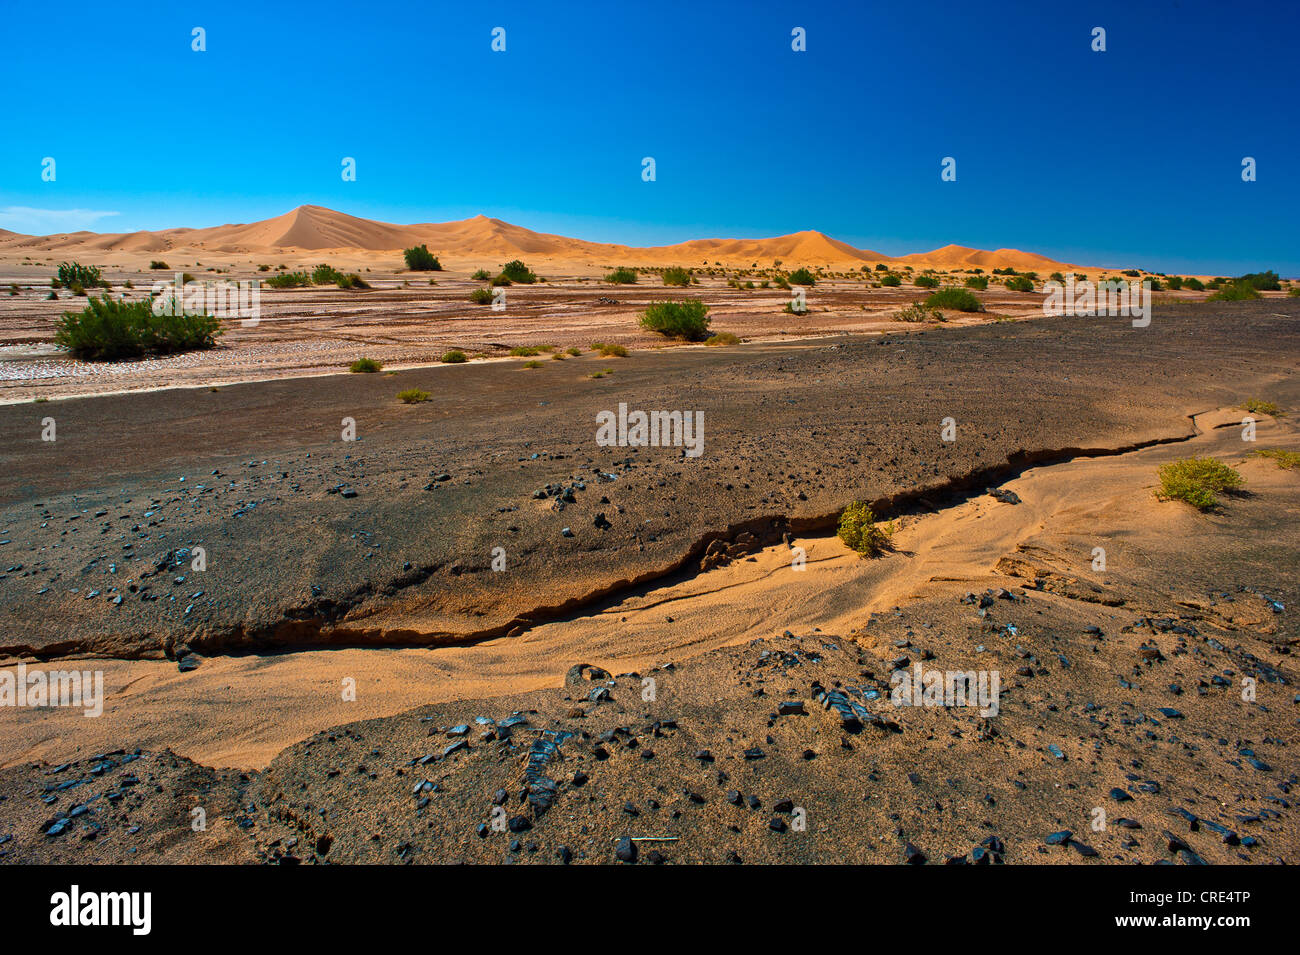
[837,502,895,556]
[1004,275,1035,292]
[964,275,989,290]
[1237,270,1280,291]
[1252,448,1300,470]
[662,267,691,287]
[880,273,901,287]
[1209,281,1261,301]
[509,346,541,357]
[639,299,711,340]
[470,287,494,305]
[565,346,581,356]
[605,267,638,284]
[705,332,739,346]
[1165,276,1184,290]
[349,358,382,373]
[440,350,467,363]
[875,264,889,272]
[266,271,311,288]
[54,262,106,290]
[925,287,982,312]
[397,388,431,403]
[522,359,543,369]
[1243,398,1280,416]
[312,263,344,285]
[499,260,537,284]
[913,274,939,288]
[149,260,169,270]
[1288,287,1300,297]
[54,295,221,361]
[336,273,370,289]
[471,269,492,281]
[403,245,441,271]
[1184,277,1205,291]
[788,267,816,286]
[591,342,629,357]
[1156,457,1243,509]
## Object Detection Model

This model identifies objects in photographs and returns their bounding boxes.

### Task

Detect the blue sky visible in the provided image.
[2,0,1296,274]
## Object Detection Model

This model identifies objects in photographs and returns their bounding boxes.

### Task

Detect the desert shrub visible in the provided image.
[1156,457,1243,509]
[397,388,430,403]
[605,267,638,284]
[896,303,943,323]
[705,332,739,346]
[788,267,816,286]
[640,299,711,340]
[471,269,492,281]
[589,368,614,379]
[880,273,901,287]
[1004,275,1035,292]
[336,273,370,289]
[469,287,494,305]
[773,276,791,290]
[1252,448,1300,469]
[257,264,270,272]
[784,299,808,315]
[1181,277,1204,290]
[350,358,383,373]
[499,260,537,284]
[1165,275,1184,290]
[55,295,221,361]
[591,342,629,357]
[54,262,105,290]
[403,245,441,271]
[312,263,344,285]
[913,274,939,288]
[1289,287,1300,297]
[875,264,889,272]
[149,260,169,270]
[509,346,541,357]
[47,290,57,300]
[662,267,691,287]
[440,350,467,363]
[522,360,543,369]
[565,346,581,356]
[993,267,1017,276]
[925,287,982,312]
[266,271,311,288]
[1209,281,1260,301]
[1237,270,1280,291]
[1122,269,1140,277]
[490,275,512,287]
[837,502,895,556]
[1243,398,1280,416]
[964,275,989,290]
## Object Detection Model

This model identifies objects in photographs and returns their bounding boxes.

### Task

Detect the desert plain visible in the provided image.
[0,206,1296,864]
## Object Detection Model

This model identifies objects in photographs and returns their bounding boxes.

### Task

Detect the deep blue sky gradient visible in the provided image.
[2,0,1295,274]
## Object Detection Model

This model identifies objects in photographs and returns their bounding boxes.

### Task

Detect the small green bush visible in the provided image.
[470,287,494,305]
[565,346,581,356]
[605,267,638,284]
[1183,277,1205,291]
[1237,270,1280,291]
[1004,275,1035,292]
[403,245,442,271]
[499,260,537,284]
[1243,398,1280,416]
[591,342,629,357]
[54,262,106,290]
[336,273,370,289]
[1209,282,1260,301]
[788,268,816,286]
[913,274,939,288]
[397,388,431,403]
[522,359,543,369]
[149,260,169,270]
[837,502,895,556]
[662,267,691,287]
[509,346,541,357]
[350,358,382,373]
[639,299,711,340]
[964,275,989,290]
[925,287,982,312]
[440,350,467,363]
[471,269,492,281]
[896,303,943,323]
[312,263,344,285]
[1252,448,1300,469]
[705,332,739,346]
[1165,276,1184,290]
[55,295,221,361]
[1156,457,1243,510]
[880,273,901,287]
[266,271,311,288]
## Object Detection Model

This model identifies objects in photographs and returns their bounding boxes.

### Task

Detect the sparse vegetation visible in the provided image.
[522,360,543,369]
[312,264,344,285]
[896,302,944,323]
[880,273,901,287]
[336,273,370,289]
[471,269,492,281]
[605,267,638,284]
[54,295,221,361]
[266,271,312,288]
[1209,281,1261,301]
[639,299,711,340]
[1004,275,1035,293]
[499,260,537,284]
[964,275,989,290]
[662,267,691,287]
[440,350,467,363]
[1237,270,1280,291]
[403,245,442,271]
[349,358,383,373]
[53,262,106,290]
[925,287,982,312]
[469,287,494,305]
[397,388,431,403]
[565,346,581,356]
[705,332,739,346]
[1252,448,1300,470]
[1243,398,1281,416]
[788,268,816,286]
[591,342,629,357]
[837,502,895,556]
[1156,457,1244,510]
[913,274,939,289]
[149,260,169,270]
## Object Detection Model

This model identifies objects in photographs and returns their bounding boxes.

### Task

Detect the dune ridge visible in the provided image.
[0,204,1094,273]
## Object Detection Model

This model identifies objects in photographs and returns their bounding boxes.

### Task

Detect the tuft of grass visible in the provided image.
[964,275,989,290]
[1004,275,1035,292]
[896,302,944,323]
[589,368,614,379]
[565,346,581,356]
[522,359,543,369]
[54,262,107,290]
[509,346,541,357]
[149,260,170,270]
[1252,448,1300,470]
[469,287,494,305]
[1243,398,1281,416]
[924,287,982,312]
[266,271,311,288]
[837,502,895,556]
[440,350,467,363]
[591,342,629,357]
[471,269,492,281]
[605,267,638,284]
[349,357,383,373]
[397,388,431,403]
[662,266,691,287]
[336,273,370,289]
[705,332,739,346]
[640,299,711,340]
[1156,457,1244,510]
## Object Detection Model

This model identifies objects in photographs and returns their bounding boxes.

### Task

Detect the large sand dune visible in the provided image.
[0,204,1093,273]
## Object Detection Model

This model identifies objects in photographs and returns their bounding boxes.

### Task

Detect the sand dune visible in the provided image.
[0,204,1096,273]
